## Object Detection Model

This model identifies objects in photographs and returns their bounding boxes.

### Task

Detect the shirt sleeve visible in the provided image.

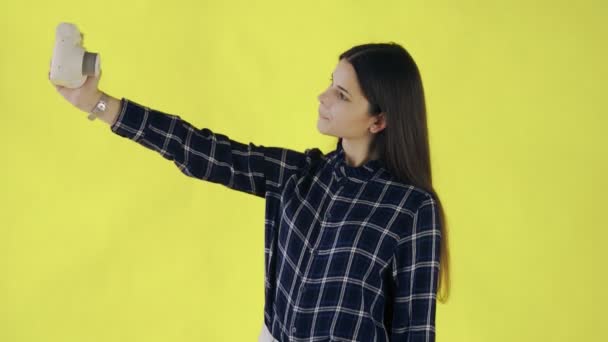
[389,198,441,341]
[109,97,320,198]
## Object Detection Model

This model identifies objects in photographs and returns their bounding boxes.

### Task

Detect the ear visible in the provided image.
[370,112,386,133]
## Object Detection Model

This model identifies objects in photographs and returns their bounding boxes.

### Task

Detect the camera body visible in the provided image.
[50,22,100,88]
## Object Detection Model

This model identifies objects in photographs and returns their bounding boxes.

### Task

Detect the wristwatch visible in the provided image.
[88,92,109,121]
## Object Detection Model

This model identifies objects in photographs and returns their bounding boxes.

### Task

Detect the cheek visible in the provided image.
[329,101,349,114]
[335,113,368,132]
[329,114,354,131]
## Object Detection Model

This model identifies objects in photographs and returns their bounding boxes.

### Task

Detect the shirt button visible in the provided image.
[292,327,297,333]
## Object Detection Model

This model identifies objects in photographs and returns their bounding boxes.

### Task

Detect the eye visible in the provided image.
[329,78,347,101]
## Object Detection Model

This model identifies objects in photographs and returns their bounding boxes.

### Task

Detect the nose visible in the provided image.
[317,90,327,105]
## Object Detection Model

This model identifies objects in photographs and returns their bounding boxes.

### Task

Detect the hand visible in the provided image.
[48,59,103,113]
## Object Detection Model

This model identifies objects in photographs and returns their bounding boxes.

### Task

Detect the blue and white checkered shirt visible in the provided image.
[110,98,441,342]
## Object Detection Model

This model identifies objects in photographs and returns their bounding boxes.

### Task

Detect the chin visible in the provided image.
[316,125,336,137]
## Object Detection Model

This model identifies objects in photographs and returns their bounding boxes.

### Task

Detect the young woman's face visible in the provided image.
[317,59,375,139]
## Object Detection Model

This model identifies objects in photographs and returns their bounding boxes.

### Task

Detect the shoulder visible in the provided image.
[299,147,332,174]
[373,177,437,235]
[304,147,327,162]
[375,175,435,211]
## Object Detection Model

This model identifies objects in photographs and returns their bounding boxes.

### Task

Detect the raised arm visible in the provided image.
[106,96,322,198]
[389,198,442,341]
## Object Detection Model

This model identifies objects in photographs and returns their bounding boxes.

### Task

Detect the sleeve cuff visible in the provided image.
[109,97,148,142]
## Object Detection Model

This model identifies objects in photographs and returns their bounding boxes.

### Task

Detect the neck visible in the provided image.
[341,138,377,167]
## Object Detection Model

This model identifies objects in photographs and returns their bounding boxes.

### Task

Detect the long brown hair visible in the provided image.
[337,42,451,303]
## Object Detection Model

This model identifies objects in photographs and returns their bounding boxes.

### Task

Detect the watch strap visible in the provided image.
[87,92,109,121]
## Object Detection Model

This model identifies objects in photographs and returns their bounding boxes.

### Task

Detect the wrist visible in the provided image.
[95,93,122,126]
[81,90,104,113]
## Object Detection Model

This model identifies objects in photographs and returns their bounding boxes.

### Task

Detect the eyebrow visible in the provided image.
[331,72,352,98]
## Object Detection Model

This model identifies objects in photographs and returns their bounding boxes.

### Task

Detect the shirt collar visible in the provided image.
[329,140,386,183]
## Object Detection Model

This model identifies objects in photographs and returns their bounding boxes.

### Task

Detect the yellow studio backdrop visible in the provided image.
[0,0,606,341]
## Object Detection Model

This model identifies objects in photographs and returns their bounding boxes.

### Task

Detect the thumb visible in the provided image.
[92,68,102,84]
[85,69,101,86]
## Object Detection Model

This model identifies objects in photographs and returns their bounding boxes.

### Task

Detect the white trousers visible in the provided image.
[258,322,278,342]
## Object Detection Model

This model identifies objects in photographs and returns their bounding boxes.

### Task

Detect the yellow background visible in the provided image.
[1,0,606,341]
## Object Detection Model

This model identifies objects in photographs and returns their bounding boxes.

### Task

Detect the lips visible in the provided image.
[318,108,329,120]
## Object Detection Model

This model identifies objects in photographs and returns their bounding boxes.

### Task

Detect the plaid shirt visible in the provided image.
[110,98,441,342]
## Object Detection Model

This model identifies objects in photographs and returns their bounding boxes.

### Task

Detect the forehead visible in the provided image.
[333,59,354,78]
[333,59,361,98]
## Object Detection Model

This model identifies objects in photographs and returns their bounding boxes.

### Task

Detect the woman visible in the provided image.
[50,42,450,342]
